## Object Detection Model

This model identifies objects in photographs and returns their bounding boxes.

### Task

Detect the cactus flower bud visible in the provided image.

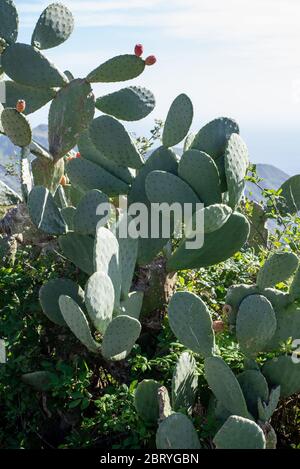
[60,175,67,186]
[16,100,26,113]
[145,55,157,66]
[222,304,233,316]
[134,44,143,57]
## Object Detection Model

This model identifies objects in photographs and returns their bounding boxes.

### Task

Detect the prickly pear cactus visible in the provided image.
[213,416,266,449]
[156,413,201,450]
[31,3,74,50]
[39,222,143,361]
[168,291,215,357]
[145,266,300,449]
[134,380,161,425]
[217,250,300,435]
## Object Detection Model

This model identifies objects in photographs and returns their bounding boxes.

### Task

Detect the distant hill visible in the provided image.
[0,126,292,202]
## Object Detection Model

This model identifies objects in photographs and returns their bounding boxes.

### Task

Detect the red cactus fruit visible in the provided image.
[76,152,81,158]
[134,44,143,57]
[213,320,225,334]
[16,100,26,113]
[145,55,157,66]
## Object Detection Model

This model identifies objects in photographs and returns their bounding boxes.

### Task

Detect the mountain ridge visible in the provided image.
[0,125,291,202]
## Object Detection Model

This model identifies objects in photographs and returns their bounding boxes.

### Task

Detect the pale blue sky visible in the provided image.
[10,0,300,173]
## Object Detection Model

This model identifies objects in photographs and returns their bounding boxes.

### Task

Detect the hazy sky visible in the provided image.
[7,0,300,174]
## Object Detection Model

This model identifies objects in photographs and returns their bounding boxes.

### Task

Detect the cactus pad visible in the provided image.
[224,133,249,208]
[61,206,76,230]
[59,233,94,275]
[73,189,110,235]
[49,79,95,160]
[101,315,141,361]
[0,0,18,45]
[178,150,222,205]
[114,215,139,299]
[237,370,269,418]
[128,146,178,265]
[1,43,68,88]
[184,132,195,152]
[119,291,144,320]
[85,272,115,334]
[87,54,145,83]
[134,380,160,425]
[89,115,144,169]
[204,356,249,418]
[167,212,250,272]
[185,204,232,238]
[203,204,232,233]
[236,295,277,356]
[31,3,74,50]
[213,416,266,449]
[191,117,239,160]
[290,267,300,302]
[20,147,32,202]
[162,94,193,148]
[279,175,300,215]
[257,252,299,290]
[39,278,85,326]
[3,81,56,115]
[78,130,133,184]
[31,158,64,195]
[225,284,259,326]
[262,355,300,398]
[145,170,200,207]
[258,386,281,422]
[172,352,198,411]
[28,186,67,235]
[59,295,100,353]
[168,292,215,357]
[265,304,300,351]
[1,107,32,146]
[96,86,155,121]
[94,227,121,308]
[67,157,129,196]
[156,413,201,450]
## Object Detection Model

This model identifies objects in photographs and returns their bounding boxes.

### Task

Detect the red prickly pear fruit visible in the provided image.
[213,320,225,334]
[134,44,143,57]
[76,152,81,158]
[145,55,157,66]
[60,175,67,186]
[16,100,26,113]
